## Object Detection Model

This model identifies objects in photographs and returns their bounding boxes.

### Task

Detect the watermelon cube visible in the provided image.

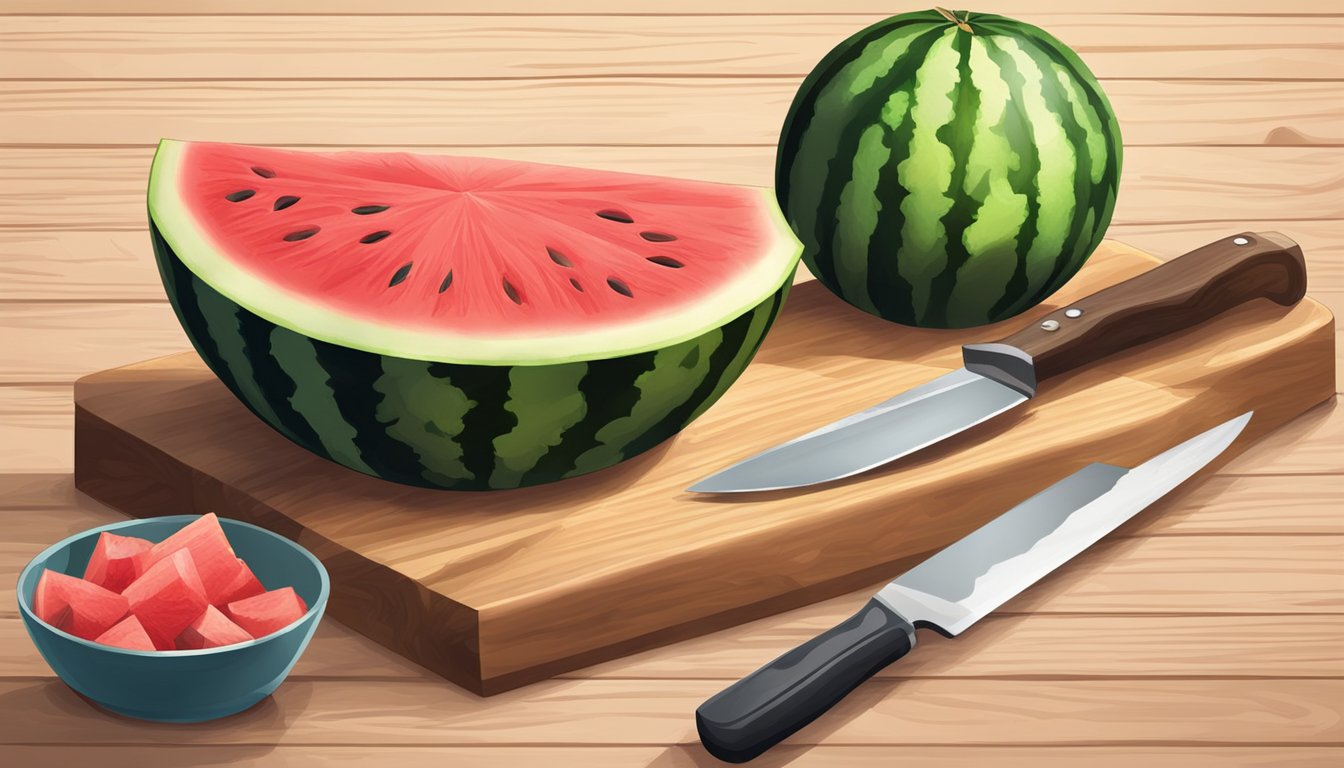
[82,531,152,593]
[32,569,129,641]
[176,605,254,650]
[94,614,156,651]
[225,587,307,639]
[214,557,265,607]
[137,512,244,605]
[122,549,210,650]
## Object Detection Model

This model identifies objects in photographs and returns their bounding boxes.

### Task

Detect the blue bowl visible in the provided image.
[16,515,329,723]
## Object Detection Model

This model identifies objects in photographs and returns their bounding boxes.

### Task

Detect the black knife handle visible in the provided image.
[696,597,916,763]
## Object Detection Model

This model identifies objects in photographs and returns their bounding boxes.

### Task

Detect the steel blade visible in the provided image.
[875,412,1252,636]
[688,368,1027,493]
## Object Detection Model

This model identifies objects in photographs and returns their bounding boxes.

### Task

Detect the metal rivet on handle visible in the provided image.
[1064,308,1083,319]
[1041,320,1060,332]
[1233,236,1250,246]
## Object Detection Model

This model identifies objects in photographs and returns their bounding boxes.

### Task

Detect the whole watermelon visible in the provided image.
[777,9,1122,329]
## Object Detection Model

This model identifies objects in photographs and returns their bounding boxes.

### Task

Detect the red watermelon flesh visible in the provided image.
[94,614,156,652]
[215,557,265,606]
[149,141,799,366]
[176,605,254,650]
[137,512,243,605]
[225,587,307,639]
[32,569,129,641]
[82,531,152,593]
[123,549,210,650]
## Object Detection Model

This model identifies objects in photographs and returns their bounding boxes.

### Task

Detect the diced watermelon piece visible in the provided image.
[214,557,265,607]
[225,587,307,639]
[82,531,152,593]
[122,549,210,650]
[32,569,129,641]
[176,605,254,650]
[94,614,156,651]
[137,513,243,605]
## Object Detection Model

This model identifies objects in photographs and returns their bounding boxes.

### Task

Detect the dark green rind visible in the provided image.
[982,36,1043,322]
[150,221,785,491]
[777,12,1122,329]
[921,29,982,329]
[776,15,946,300]
[154,224,323,453]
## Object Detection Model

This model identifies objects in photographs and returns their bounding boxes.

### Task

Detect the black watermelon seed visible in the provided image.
[273,195,300,211]
[547,247,573,267]
[360,230,392,244]
[596,209,634,224]
[251,166,276,178]
[352,205,390,215]
[225,189,256,202]
[283,227,320,241]
[389,262,413,287]
[639,231,677,242]
[439,271,453,293]
[606,277,633,297]
[502,278,522,305]
[647,256,683,269]
[570,277,584,292]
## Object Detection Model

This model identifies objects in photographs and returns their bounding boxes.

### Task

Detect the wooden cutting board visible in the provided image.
[73,240,1336,695]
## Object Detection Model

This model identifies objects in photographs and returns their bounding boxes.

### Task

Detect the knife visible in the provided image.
[689,232,1303,493]
[695,411,1252,763]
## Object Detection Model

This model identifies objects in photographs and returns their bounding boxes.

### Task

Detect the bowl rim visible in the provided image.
[16,514,330,657]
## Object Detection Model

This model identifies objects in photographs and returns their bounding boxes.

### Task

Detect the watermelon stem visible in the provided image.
[933,7,974,34]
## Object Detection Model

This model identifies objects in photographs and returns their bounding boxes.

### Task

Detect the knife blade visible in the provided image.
[695,412,1252,763]
[689,232,1303,493]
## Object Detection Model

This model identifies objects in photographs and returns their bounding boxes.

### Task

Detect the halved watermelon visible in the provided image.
[148,141,800,490]
[137,512,243,605]
[123,549,210,650]
[95,614,157,652]
[83,531,152,593]
[177,605,254,650]
[33,570,129,641]
[224,587,308,639]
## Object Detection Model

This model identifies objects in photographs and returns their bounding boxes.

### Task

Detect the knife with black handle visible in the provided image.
[689,233,1305,493]
[696,413,1253,762]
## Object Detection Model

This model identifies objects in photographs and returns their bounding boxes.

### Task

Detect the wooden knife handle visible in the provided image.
[696,598,916,763]
[988,232,1307,389]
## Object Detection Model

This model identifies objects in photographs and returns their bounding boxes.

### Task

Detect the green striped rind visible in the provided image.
[151,222,785,491]
[777,10,1122,329]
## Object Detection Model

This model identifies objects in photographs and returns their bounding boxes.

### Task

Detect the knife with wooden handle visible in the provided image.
[689,233,1305,493]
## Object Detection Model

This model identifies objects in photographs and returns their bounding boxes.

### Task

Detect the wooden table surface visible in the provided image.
[1,2,1340,766]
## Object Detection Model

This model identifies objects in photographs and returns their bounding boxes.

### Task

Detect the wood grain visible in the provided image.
[68,243,1337,693]
[0,386,72,473]
[0,302,188,384]
[2,146,1340,231]
[0,746,1339,768]
[0,677,1338,746]
[3,1,1335,14]
[1,2,1339,761]
[1,80,1339,148]
[4,222,1340,303]
[6,611,1341,681]
[3,15,1339,80]
[10,470,1342,532]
